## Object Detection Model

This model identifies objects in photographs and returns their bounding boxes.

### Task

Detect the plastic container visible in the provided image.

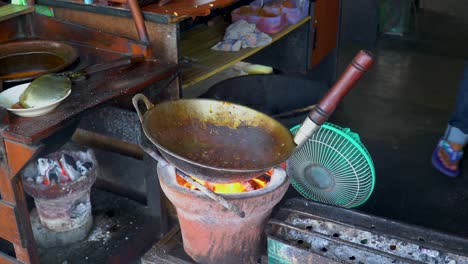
[231,5,287,34]
[251,0,309,24]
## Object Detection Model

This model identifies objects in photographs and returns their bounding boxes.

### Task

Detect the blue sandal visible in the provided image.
[431,139,464,177]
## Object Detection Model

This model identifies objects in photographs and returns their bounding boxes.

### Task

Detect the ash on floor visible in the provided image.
[38,188,160,264]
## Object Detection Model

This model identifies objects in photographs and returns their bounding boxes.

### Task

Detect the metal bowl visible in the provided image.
[0,40,78,83]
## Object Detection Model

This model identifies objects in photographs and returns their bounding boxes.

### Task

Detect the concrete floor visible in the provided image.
[331,9,468,237]
[333,46,467,237]
[38,189,159,264]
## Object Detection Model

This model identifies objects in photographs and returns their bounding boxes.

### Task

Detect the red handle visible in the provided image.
[308,50,374,125]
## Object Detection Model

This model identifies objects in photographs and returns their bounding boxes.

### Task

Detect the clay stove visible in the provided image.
[157,162,289,264]
[22,150,97,247]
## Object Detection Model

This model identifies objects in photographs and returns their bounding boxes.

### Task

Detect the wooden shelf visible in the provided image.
[180,16,311,88]
[0,4,34,23]
[142,0,240,23]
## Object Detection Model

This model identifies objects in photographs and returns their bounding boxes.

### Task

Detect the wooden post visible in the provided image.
[0,109,42,264]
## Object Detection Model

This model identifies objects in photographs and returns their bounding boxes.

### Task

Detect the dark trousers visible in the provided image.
[445,63,468,145]
[449,63,468,133]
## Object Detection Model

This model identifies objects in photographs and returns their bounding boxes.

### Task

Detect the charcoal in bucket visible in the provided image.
[22,150,97,247]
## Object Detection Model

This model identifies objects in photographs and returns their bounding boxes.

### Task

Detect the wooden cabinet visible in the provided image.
[311,0,340,67]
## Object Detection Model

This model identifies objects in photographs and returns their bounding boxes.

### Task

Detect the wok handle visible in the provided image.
[72,56,146,79]
[309,50,374,125]
[139,145,167,165]
[132,93,155,123]
[294,50,374,147]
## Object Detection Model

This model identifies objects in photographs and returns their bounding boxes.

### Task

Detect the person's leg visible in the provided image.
[432,63,468,177]
[448,63,468,135]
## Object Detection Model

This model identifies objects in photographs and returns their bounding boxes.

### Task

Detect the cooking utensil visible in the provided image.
[140,145,246,218]
[288,123,375,208]
[271,104,316,118]
[133,50,374,183]
[134,96,293,182]
[293,50,374,148]
[20,56,144,108]
[0,40,78,84]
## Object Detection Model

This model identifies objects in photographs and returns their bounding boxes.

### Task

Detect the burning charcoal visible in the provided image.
[36,175,44,184]
[60,154,80,181]
[37,158,53,176]
[47,166,61,185]
[76,161,93,176]
[242,182,255,192]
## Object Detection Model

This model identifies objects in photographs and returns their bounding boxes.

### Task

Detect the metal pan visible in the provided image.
[134,50,374,183]
[0,40,78,84]
[134,96,294,182]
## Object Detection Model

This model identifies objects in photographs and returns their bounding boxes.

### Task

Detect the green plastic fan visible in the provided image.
[288,123,375,208]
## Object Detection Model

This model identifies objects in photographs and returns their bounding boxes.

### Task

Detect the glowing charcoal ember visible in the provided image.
[37,158,52,176]
[176,172,271,194]
[46,163,62,185]
[34,150,95,186]
[60,153,80,181]
[35,175,44,184]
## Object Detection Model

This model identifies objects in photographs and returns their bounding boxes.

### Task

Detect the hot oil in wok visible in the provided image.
[155,122,289,170]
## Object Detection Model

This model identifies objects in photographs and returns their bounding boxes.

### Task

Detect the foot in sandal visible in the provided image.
[432,139,463,177]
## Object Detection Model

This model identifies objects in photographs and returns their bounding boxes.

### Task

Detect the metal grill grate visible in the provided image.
[267,199,468,264]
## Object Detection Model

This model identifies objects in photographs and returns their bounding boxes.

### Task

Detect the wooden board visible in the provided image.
[181,16,311,88]
[0,252,22,264]
[0,4,34,23]
[0,201,21,246]
[311,0,339,66]
[142,0,237,23]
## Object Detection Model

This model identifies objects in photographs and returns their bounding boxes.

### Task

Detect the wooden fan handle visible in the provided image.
[308,50,374,126]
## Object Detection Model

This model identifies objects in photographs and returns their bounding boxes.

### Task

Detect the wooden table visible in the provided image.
[0,12,177,264]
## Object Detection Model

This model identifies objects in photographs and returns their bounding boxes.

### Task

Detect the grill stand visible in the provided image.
[266,198,468,264]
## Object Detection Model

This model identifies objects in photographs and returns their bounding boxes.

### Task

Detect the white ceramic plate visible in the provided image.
[0,83,71,117]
